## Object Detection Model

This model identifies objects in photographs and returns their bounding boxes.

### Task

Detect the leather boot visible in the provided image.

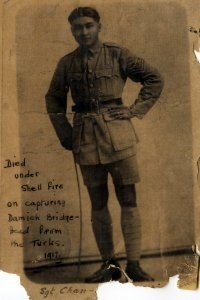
[85,259,121,283]
[126,260,154,282]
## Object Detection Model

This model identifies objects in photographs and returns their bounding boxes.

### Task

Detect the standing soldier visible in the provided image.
[46,7,164,283]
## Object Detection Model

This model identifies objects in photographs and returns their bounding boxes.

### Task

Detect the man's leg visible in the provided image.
[80,165,121,282]
[84,184,121,282]
[109,156,153,282]
[114,183,153,281]
[114,184,141,261]
[87,184,114,262]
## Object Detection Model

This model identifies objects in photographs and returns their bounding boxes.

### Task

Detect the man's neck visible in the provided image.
[81,39,102,51]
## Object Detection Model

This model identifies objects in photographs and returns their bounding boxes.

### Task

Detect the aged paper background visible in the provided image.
[1,0,200,298]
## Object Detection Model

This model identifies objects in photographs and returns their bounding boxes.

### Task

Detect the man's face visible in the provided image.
[71,16,101,47]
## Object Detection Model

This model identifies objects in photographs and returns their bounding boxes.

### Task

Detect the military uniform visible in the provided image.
[46,40,164,282]
[46,41,163,166]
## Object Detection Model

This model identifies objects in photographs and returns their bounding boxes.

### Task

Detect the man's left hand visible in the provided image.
[108,106,133,120]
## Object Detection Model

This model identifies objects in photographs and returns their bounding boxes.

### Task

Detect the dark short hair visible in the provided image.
[68,7,100,24]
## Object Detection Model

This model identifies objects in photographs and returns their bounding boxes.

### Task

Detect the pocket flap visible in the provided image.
[103,115,137,151]
[69,73,83,81]
[95,69,112,78]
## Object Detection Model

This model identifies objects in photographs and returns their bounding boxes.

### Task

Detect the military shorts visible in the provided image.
[80,155,140,187]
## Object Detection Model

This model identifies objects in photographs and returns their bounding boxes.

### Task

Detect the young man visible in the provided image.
[46,7,164,283]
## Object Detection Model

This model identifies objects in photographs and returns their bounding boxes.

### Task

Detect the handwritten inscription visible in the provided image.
[14,170,40,179]
[8,213,78,222]
[4,156,79,263]
[21,184,42,192]
[8,213,40,222]
[21,181,63,192]
[40,286,91,298]
[4,157,26,168]
[4,157,64,192]
[39,225,62,235]
[11,240,23,247]
[10,226,30,234]
[30,238,62,247]
[24,199,65,211]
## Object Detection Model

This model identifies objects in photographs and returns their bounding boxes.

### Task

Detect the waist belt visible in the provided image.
[72,98,122,113]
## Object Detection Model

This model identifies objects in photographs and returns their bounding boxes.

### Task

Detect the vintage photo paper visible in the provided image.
[1,0,200,298]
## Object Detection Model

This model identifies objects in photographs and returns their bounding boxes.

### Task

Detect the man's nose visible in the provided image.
[82,26,89,35]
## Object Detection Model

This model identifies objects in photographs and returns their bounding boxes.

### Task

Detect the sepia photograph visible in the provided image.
[1,0,200,298]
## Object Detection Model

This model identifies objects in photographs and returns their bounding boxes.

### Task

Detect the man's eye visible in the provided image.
[73,25,82,31]
[86,23,94,29]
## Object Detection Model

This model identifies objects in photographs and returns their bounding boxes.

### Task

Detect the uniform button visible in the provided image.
[88,69,93,73]
[90,83,94,87]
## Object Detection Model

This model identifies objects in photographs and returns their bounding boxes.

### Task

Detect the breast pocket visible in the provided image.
[95,69,120,97]
[103,113,137,151]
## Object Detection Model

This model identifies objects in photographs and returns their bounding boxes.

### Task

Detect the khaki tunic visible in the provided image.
[46,41,164,165]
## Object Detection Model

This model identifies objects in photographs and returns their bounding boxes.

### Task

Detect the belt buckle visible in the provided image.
[90,99,99,113]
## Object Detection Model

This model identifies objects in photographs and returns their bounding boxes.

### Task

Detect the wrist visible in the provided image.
[129,104,137,118]
[129,104,143,119]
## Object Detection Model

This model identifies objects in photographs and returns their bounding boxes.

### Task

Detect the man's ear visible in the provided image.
[98,23,101,32]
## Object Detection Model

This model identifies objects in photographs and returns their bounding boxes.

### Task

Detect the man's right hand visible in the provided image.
[107,106,133,120]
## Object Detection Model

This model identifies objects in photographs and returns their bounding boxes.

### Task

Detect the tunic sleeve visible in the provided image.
[45,58,72,150]
[120,48,164,119]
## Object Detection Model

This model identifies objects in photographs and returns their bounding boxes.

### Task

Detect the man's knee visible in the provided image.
[87,184,108,210]
[114,184,137,207]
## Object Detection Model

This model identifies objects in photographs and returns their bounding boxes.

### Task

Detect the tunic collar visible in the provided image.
[79,40,103,57]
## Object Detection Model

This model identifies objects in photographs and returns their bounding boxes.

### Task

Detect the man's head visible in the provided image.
[68,7,101,47]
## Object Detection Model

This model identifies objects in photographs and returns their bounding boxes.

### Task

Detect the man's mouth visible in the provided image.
[81,36,92,42]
